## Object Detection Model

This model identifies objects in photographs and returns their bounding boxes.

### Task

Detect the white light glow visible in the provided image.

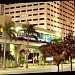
[55,32,60,36]
[15,27,22,32]
[46,57,53,61]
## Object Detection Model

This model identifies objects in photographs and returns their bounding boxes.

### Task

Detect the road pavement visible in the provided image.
[0,64,75,74]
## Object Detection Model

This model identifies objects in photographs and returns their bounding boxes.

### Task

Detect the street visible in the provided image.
[0,64,75,74]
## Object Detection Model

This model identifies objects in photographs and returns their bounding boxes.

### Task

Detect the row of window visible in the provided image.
[47,13,74,21]
[51,25,72,30]
[47,29,74,35]
[6,11,74,20]
[11,11,74,22]
[15,18,44,22]
[5,8,45,14]
[5,3,45,10]
[47,7,74,15]
[5,1,74,10]
[47,27,73,33]
[11,13,44,18]
[13,16,74,25]
[47,29,74,34]
[47,23,74,28]
[47,1,74,9]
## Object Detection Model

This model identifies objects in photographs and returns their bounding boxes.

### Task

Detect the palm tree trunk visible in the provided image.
[33,50,34,65]
[69,56,72,71]
[58,63,59,72]
[3,34,6,69]
[26,34,29,68]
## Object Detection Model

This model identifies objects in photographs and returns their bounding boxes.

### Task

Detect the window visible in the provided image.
[5,8,9,10]
[39,13,44,15]
[51,14,53,17]
[51,24,53,26]
[57,8,59,10]
[33,8,38,11]
[16,11,20,13]
[47,8,50,11]
[47,3,50,6]
[33,4,38,6]
[15,20,20,22]
[39,23,44,25]
[39,18,44,20]
[51,10,53,12]
[39,8,44,10]
[54,2,56,4]
[11,16,14,18]
[47,29,50,30]
[15,16,20,18]
[33,14,38,16]
[16,6,20,8]
[10,12,14,14]
[40,3,44,5]
[10,7,15,9]
[54,6,56,8]
[57,3,59,5]
[21,10,26,12]
[21,20,25,22]
[51,19,53,21]
[47,18,50,20]
[54,20,56,22]
[51,5,53,7]
[27,4,32,7]
[33,19,38,21]
[5,12,9,14]
[60,9,62,11]
[47,13,50,15]
[33,24,38,25]
[28,14,32,16]
[21,5,26,7]
[27,9,32,12]
[47,23,50,26]
[27,19,31,21]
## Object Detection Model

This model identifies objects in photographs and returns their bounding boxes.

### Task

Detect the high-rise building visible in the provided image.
[0,1,74,68]
[1,1,75,38]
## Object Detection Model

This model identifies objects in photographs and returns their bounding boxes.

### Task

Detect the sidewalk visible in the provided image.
[0,63,50,70]
[0,64,55,74]
[0,63,74,74]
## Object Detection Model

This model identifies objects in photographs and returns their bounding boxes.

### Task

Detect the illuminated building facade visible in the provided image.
[2,1,74,38]
[0,0,74,68]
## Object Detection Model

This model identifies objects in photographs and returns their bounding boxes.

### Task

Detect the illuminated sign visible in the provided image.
[46,57,53,61]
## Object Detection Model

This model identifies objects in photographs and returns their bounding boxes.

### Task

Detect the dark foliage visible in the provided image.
[0,50,15,61]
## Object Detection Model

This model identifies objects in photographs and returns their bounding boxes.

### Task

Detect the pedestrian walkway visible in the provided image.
[0,63,49,71]
[0,64,55,74]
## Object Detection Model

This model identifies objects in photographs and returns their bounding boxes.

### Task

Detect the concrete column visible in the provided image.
[5,43,10,68]
[15,45,21,67]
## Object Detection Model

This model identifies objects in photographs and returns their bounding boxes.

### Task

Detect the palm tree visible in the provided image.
[1,21,16,69]
[21,21,39,68]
